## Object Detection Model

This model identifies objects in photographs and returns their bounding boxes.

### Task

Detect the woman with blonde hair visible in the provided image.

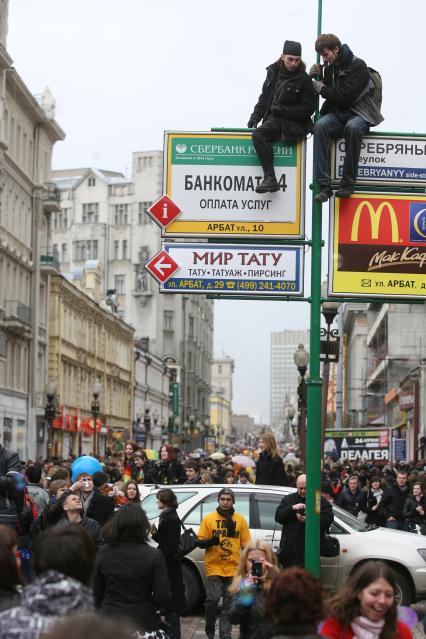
[227,540,279,639]
[255,432,288,486]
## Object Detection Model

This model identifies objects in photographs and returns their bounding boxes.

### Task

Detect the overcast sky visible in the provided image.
[8,0,426,422]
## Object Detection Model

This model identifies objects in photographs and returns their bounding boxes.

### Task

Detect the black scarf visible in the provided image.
[216,506,237,536]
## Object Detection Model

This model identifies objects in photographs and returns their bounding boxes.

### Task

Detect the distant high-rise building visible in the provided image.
[270,329,309,430]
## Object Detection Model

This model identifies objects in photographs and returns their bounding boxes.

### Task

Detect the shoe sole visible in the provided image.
[335,192,352,198]
[256,186,280,193]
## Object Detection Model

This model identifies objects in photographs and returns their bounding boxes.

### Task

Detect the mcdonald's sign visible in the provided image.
[328,192,426,299]
[350,201,400,243]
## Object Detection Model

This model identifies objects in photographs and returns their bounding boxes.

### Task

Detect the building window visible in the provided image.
[122,240,128,260]
[113,240,119,260]
[82,203,99,223]
[189,316,194,338]
[114,274,125,294]
[113,204,129,225]
[62,243,68,262]
[73,240,98,260]
[138,202,153,224]
[163,310,174,331]
[88,177,96,186]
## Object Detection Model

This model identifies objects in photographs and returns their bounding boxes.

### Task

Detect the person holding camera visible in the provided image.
[198,488,251,639]
[227,540,279,639]
[275,474,333,568]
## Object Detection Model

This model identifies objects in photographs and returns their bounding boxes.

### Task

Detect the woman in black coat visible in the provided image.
[94,504,171,638]
[152,488,185,639]
[0,525,22,612]
[255,433,288,486]
[156,445,186,485]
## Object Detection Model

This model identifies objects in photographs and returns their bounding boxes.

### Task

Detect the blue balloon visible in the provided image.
[71,456,103,481]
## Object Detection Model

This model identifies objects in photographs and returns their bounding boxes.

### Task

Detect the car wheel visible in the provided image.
[392,569,412,606]
[182,563,202,614]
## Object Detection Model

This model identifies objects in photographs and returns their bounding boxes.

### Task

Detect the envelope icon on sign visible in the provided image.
[361,279,371,287]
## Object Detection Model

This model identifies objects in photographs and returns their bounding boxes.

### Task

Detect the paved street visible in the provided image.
[180,604,426,639]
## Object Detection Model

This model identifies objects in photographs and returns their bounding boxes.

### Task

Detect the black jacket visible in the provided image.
[275,492,333,567]
[379,484,409,521]
[94,541,171,631]
[403,495,426,526]
[0,446,21,527]
[156,460,187,485]
[152,508,186,612]
[336,487,365,516]
[256,453,288,486]
[228,588,272,639]
[86,489,115,526]
[56,515,101,546]
[249,60,315,141]
[365,489,385,526]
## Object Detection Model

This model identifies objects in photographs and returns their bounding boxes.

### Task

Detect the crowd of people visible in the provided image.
[0,429,423,639]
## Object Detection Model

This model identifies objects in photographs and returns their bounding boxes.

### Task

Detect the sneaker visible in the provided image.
[255,176,280,193]
[335,184,353,198]
[314,186,332,203]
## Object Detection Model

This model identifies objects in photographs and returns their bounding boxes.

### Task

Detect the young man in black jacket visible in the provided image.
[379,471,410,530]
[311,33,383,202]
[248,40,315,193]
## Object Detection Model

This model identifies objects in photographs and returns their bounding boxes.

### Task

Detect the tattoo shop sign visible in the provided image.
[151,243,304,297]
[332,134,426,187]
[328,193,426,299]
[324,430,390,462]
[162,131,305,238]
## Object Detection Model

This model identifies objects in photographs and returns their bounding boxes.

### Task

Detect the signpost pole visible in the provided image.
[305,0,323,577]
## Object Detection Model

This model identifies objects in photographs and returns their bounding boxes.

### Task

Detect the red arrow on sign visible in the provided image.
[147,195,182,228]
[145,250,180,284]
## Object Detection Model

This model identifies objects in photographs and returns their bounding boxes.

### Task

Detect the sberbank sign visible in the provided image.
[171,136,296,166]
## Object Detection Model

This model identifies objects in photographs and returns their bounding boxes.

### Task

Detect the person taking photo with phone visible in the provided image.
[227,540,279,639]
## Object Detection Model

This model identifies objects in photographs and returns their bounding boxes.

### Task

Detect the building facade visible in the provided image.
[50,153,214,437]
[270,329,309,430]
[0,8,65,460]
[210,356,234,444]
[47,262,134,458]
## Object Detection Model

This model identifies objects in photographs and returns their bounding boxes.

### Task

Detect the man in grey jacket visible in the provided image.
[310,33,383,203]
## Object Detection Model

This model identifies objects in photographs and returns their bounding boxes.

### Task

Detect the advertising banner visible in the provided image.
[332,134,426,186]
[156,242,304,296]
[324,429,390,462]
[329,193,426,299]
[162,131,305,238]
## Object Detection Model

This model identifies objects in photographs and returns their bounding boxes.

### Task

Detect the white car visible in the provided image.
[141,483,426,612]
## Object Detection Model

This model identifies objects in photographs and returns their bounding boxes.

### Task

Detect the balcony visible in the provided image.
[1,300,32,335]
[40,252,60,274]
[43,182,61,213]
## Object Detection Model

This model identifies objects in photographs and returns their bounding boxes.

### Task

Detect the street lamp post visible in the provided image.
[321,282,341,453]
[294,344,309,467]
[189,414,195,451]
[45,380,58,461]
[144,403,151,448]
[203,418,210,451]
[91,379,102,457]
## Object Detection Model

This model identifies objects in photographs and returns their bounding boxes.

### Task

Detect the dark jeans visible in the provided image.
[205,575,233,639]
[385,519,405,530]
[252,116,282,177]
[313,112,369,187]
[165,608,181,639]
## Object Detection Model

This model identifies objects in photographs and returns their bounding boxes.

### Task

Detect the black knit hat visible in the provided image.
[218,487,235,503]
[283,40,302,56]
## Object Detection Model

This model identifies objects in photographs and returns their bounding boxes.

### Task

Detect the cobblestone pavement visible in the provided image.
[180,604,426,639]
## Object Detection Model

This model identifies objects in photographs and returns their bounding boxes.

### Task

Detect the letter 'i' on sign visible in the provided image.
[147,195,182,228]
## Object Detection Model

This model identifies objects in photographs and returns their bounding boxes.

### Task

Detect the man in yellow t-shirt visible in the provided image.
[197,487,250,639]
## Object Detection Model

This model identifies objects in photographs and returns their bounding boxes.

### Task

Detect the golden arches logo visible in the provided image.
[350,201,399,243]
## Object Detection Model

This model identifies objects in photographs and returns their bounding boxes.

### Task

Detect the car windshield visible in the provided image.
[333,504,370,532]
[141,491,197,520]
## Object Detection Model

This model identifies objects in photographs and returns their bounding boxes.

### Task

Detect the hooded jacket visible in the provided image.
[0,570,93,639]
[319,44,383,126]
[0,446,21,527]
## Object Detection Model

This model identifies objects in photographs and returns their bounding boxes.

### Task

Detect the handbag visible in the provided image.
[174,520,199,558]
[320,534,340,557]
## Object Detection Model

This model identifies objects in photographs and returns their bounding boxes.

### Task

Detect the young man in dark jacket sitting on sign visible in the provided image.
[310,33,383,203]
[248,40,316,194]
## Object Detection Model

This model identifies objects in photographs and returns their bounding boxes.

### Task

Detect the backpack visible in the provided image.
[368,66,382,108]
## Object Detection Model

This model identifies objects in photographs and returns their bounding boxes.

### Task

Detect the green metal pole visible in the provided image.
[305,0,323,576]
